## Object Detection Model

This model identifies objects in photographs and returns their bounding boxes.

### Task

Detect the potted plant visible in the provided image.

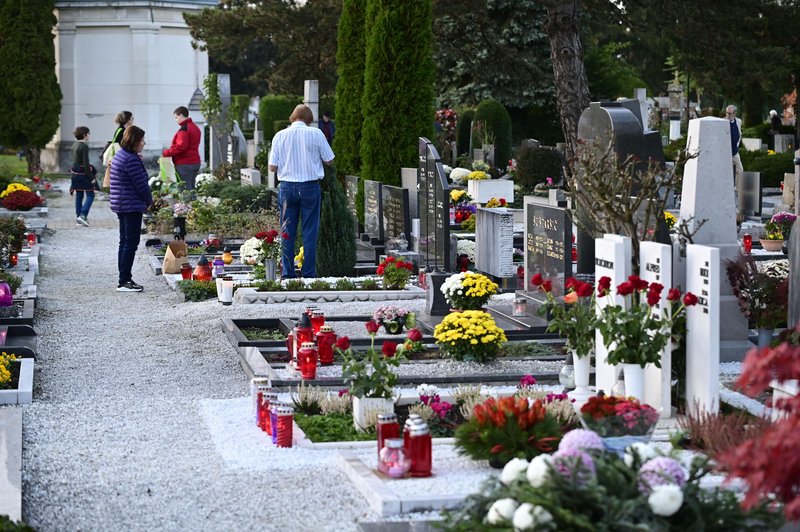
[336,321,404,431]
[760,221,786,252]
[726,256,789,347]
[433,310,507,362]
[0,183,43,211]
[375,256,413,290]
[595,275,697,401]
[440,271,498,310]
[372,305,416,334]
[578,395,660,453]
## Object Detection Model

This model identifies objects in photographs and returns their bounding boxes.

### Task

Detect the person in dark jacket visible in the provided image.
[110,126,153,292]
[163,106,201,191]
[70,126,97,227]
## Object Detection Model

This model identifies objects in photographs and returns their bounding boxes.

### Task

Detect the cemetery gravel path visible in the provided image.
[20,182,386,531]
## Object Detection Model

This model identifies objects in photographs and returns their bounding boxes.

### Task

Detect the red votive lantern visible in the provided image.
[270,402,281,444]
[180,263,193,280]
[316,325,336,366]
[293,313,314,369]
[250,377,271,423]
[403,415,421,451]
[304,305,317,317]
[27,232,37,245]
[743,233,752,255]
[261,392,279,434]
[310,309,325,334]
[377,413,400,465]
[298,342,318,380]
[0,282,13,307]
[9,254,18,267]
[192,254,212,281]
[379,439,410,478]
[408,423,432,477]
[276,405,294,448]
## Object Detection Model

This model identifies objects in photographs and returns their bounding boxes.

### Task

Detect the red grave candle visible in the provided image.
[408,423,432,477]
[298,342,318,380]
[316,325,337,366]
[276,405,294,448]
[310,310,325,334]
[261,392,278,434]
[377,413,400,464]
[743,233,752,255]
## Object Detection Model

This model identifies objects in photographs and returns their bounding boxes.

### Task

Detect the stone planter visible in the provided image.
[352,396,395,432]
[0,358,33,405]
[467,179,515,204]
[760,239,784,252]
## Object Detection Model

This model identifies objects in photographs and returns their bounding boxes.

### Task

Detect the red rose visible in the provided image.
[404,262,414,270]
[407,328,423,342]
[575,282,593,298]
[382,341,397,357]
[376,265,385,275]
[565,277,578,291]
[385,256,396,263]
[667,288,681,301]
[617,281,634,296]
[265,235,274,244]
[541,280,552,293]
[648,282,664,296]
[365,320,380,334]
[646,291,660,306]
[531,273,544,287]
[267,229,279,238]
[500,198,507,205]
[628,275,648,291]
[683,292,698,306]
[597,276,611,295]
[281,231,290,240]
[255,232,269,239]
[335,336,351,351]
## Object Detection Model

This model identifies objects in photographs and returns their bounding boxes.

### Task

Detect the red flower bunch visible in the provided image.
[401,327,425,354]
[533,274,596,359]
[580,396,659,436]
[376,256,413,290]
[2,190,43,211]
[434,107,458,133]
[255,229,282,261]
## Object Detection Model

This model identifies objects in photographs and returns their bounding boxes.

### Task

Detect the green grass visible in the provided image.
[294,412,376,443]
[0,154,27,178]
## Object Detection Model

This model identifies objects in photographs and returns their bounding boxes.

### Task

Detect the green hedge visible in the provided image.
[456,109,475,156]
[197,180,272,212]
[514,145,564,188]
[473,99,512,170]
[740,149,794,187]
[259,94,302,141]
[231,94,250,125]
[741,121,795,143]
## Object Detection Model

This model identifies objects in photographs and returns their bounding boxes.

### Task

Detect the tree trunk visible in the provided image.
[25,146,41,176]
[539,0,590,169]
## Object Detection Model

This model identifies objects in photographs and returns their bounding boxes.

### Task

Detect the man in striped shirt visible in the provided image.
[269,104,335,278]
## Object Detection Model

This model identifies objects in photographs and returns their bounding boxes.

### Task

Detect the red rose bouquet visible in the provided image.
[376,256,413,290]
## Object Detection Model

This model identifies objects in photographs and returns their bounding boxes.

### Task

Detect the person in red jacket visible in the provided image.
[162,106,201,191]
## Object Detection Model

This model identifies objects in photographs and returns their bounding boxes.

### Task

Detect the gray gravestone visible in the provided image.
[209,73,231,171]
[401,167,418,219]
[774,134,793,153]
[789,219,800,328]
[240,168,261,186]
[524,198,572,300]
[685,244,720,414]
[381,184,411,247]
[345,175,360,221]
[418,137,451,271]
[475,207,515,278]
[680,117,750,362]
[363,180,383,243]
[738,171,761,216]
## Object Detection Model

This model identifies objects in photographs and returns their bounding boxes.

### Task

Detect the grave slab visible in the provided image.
[0,407,22,521]
[233,286,426,304]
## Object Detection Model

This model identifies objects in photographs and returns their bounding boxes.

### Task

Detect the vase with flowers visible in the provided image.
[240,229,283,280]
[376,256,414,290]
[531,274,597,400]
[372,305,416,334]
[440,272,498,310]
[337,322,404,431]
[595,275,697,401]
[726,256,789,346]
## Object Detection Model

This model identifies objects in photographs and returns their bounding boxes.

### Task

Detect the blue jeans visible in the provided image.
[117,212,143,285]
[278,180,321,278]
[75,191,94,218]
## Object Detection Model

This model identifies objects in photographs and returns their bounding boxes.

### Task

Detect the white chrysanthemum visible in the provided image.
[450,167,471,185]
[512,503,554,530]
[500,458,530,486]
[485,498,518,525]
[195,172,214,187]
[526,454,551,488]
[531,505,553,526]
[624,442,659,468]
[416,384,438,398]
[648,484,684,516]
[457,239,476,262]
[239,237,264,264]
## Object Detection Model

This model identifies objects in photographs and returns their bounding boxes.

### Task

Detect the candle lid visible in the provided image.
[300,342,316,349]
[384,438,404,449]
[377,413,397,423]
[312,309,324,316]
[277,405,294,415]
[319,325,334,333]
[262,392,279,401]
[251,377,270,385]
[410,423,430,436]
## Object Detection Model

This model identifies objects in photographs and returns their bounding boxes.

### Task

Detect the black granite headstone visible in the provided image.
[425,271,451,316]
[363,180,384,243]
[418,137,451,271]
[381,184,411,246]
[524,200,572,301]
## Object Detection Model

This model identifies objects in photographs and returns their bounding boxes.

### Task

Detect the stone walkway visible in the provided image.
[20,181,376,531]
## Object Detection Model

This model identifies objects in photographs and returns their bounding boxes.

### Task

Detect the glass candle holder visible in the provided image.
[379,438,410,478]
[513,296,527,317]
[261,392,278,434]
[377,413,400,464]
[9,254,18,267]
[27,232,37,245]
[310,310,325,334]
[219,278,234,305]
[743,233,752,255]
[0,282,13,307]
[180,263,193,280]
[276,405,294,448]
[408,423,432,477]
[298,342,318,380]
[222,248,234,265]
[316,326,336,366]
[250,378,271,423]
[403,415,422,451]
[270,402,281,444]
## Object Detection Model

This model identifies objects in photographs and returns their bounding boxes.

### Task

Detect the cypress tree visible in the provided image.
[360,0,434,186]
[473,99,512,171]
[316,166,357,276]
[0,0,61,175]
[333,0,367,176]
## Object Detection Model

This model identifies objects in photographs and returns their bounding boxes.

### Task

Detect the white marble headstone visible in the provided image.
[639,241,673,416]
[594,235,632,394]
[685,244,720,414]
[240,168,261,187]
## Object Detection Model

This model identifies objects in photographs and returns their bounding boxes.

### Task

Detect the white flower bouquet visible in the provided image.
[239,237,264,265]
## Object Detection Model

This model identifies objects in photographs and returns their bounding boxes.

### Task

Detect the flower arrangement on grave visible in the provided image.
[456,239,476,264]
[433,310,507,362]
[466,170,489,181]
[1,182,43,211]
[726,256,789,329]
[396,328,425,356]
[718,324,800,521]
[579,396,660,438]
[455,202,477,224]
[294,246,304,269]
[435,107,458,132]
[336,322,405,399]
[453,396,562,466]
[442,436,784,530]
[485,197,508,208]
[372,305,416,334]
[0,183,31,199]
[472,160,490,172]
[200,235,222,253]
[664,211,677,230]
[441,272,498,310]
[375,256,413,290]
[406,383,465,436]
[0,352,17,389]
[764,211,797,241]
[506,159,517,179]
[533,177,559,197]
[460,212,477,232]
[531,274,596,360]
[595,275,697,367]
[0,217,26,255]
[449,167,471,185]
[172,202,192,217]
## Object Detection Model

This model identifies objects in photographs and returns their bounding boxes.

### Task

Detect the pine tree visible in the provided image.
[333,0,367,176]
[360,0,434,186]
[0,0,61,174]
[316,166,357,276]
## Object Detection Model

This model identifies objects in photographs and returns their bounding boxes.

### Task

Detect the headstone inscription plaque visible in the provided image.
[476,208,516,278]
[418,137,451,271]
[381,184,411,246]
[523,198,572,300]
[363,179,383,243]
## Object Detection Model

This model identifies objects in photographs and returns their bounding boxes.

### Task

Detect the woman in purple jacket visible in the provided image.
[109,126,153,292]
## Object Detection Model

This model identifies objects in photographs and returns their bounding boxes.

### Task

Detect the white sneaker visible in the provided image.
[77,216,90,227]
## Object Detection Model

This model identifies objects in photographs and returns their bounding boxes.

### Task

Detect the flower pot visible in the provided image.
[263,259,277,281]
[352,396,395,432]
[760,239,784,252]
[622,363,645,401]
[382,319,405,335]
[757,328,774,349]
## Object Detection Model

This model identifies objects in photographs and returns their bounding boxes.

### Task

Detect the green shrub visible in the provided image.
[360,278,380,290]
[198,180,272,212]
[0,271,22,294]
[473,99,512,170]
[285,279,306,291]
[294,412,375,443]
[663,136,688,162]
[255,279,283,292]
[741,121,795,143]
[317,168,357,277]
[259,94,301,141]
[309,279,332,291]
[740,150,794,187]
[335,278,356,291]
[514,145,564,188]
[456,109,475,156]
[354,177,365,227]
[333,0,366,176]
[273,120,290,135]
[177,280,217,302]
[231,94,250,125]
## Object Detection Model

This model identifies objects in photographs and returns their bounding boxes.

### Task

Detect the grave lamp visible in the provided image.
[0,281,13,307]
[559,351,575,391]
[219,277,234,306]
[193,254,212,282]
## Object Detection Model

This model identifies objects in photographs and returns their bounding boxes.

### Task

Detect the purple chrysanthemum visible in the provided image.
[638,457,686,494]
[552,448,595,485]
[558,429,603,453]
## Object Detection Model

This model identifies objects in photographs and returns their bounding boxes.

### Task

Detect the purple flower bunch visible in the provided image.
[519,375,537,388]
[551,448,596,485]
[429,400,454,419]
[638,457,686,495]
[545,392,573,403]
[558,429,603,453]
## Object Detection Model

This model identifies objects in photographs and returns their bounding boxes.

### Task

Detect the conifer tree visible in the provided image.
[333,0,367,176]
[316,166,357,276]
[360,0,434,186]
[0,0,61,174]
